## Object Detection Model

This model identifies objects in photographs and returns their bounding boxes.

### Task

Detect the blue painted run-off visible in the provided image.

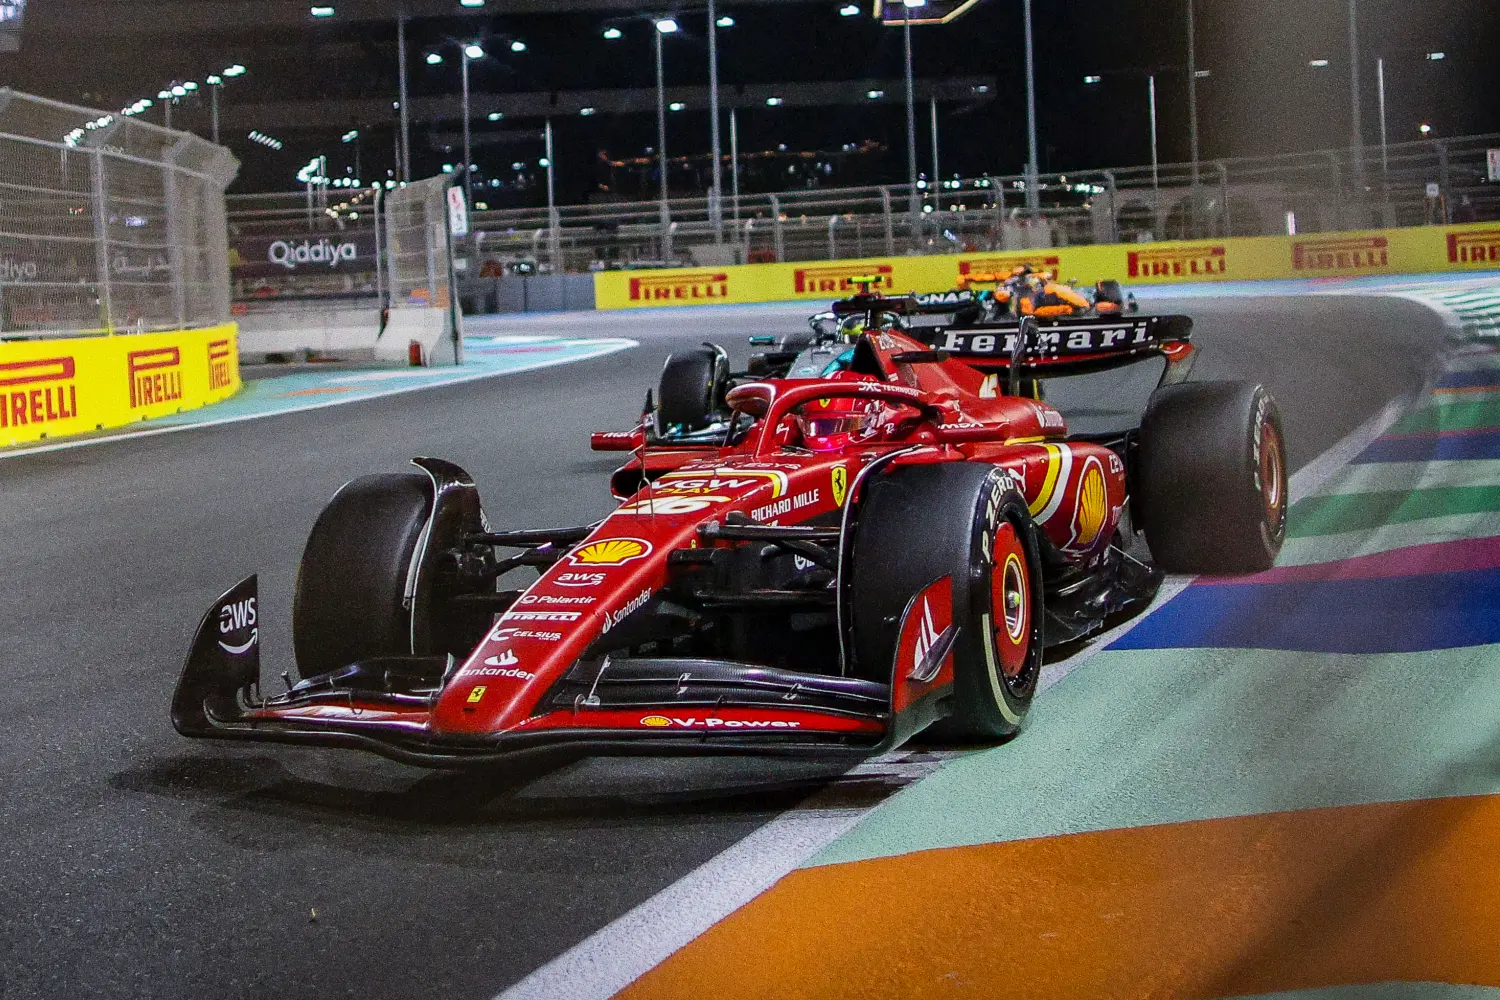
[1109,568,1500,654]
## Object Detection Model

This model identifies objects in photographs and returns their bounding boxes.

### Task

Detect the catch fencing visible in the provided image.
[0,88,238,337]
[226,175,462,363]
[462,131,1500,275]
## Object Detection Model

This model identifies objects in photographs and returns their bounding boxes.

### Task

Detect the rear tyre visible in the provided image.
[292,473,431,679]
[850,464,1045,742]
[658,347,728,431]
[1094,279,1125,308]
[1136,381,1288,574]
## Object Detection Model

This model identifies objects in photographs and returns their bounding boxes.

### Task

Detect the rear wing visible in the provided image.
[919,314,1195,379]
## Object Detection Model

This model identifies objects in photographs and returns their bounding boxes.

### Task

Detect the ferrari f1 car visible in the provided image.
[173,292,1287,767]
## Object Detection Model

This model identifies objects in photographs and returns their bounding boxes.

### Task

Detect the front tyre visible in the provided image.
[292,473,431,680]
[851,464,1045,742]
[1136,381,1288,573]
[657,347,729,432]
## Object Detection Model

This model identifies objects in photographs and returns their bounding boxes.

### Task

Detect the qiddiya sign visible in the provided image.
[231,233,377,279]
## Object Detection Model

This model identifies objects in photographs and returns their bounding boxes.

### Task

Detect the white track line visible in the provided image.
[0,338,635,463]
[494,302,1447,1000]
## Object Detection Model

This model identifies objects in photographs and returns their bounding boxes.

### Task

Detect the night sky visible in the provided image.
[1,0,1495,200]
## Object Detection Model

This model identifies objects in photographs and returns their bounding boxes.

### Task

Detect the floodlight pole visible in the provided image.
[398,8,411,181]
[730,106,741,234]
[210,84,220,145]
[1023,0,1040,217]
[1348,0,1365,191]
[1187,0,1200,183]
[655,25,672,263]
[1377,56,1389,176]
[708,0,724,243]
[1149,74,1159,192]
[461,46,473,203]
[903,12,920,230]
[930,97,940,203]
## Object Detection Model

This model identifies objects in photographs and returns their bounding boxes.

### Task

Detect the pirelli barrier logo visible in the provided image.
[208,339,233,391]
[958,255,1061,277]
[628,271,730,303]
[126,346,184,409]
[1448,229,1500,267]
[1292,235,1390,272]
[1128,245,1227,279]
[793,264,893,296]
[0,356,78,430]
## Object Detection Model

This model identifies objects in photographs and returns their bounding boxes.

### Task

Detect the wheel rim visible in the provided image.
[1260,421,1285,524]
[990,521,1031,679]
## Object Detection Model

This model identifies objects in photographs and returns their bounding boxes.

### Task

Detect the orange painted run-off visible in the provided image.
[619,794,1500,999]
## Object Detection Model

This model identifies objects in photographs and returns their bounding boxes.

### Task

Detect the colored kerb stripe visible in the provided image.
[1437,370,1500,390]
[617,795,1500,1000]
[1197,535,1500,586]
[1287,485,1500,538]
[1106,566,1500,653]
[1355,432,1500,463]
[1389,399,1500,435]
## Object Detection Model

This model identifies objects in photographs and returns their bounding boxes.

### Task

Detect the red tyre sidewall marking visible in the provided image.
[990,520,1030,678]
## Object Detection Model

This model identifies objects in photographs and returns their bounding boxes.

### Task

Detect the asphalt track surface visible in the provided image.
[0,295,1451,1000]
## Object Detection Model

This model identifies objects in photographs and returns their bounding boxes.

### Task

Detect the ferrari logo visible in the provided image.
[467,686,487,704]
[831,465,849,507]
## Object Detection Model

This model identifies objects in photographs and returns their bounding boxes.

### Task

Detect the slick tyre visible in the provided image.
[292,473,431,679]
[1136,381,1288,574]
[850,464,1045,742]
[658,347,728,431]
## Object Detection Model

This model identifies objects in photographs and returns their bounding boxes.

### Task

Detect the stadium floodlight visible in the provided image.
[1309,58,1330,67]
[1083,75,1102,84]
[426,52,444,64]
[1426,51,1445,60]
[342,129,359,142]
[669,101,685,111]
[487,111,503,121]
[206,74,222,85]
[603,26,623,39]
[460,0,484,6]
[902,0,926,6]
[224,64,247,76]
[1419,122,1433,134]
[170,85,187,96]
[310,5,334,16]
[157,90,171,99]
[716,15,735,27]
[580,107,597,116]
[839,3,860,13]
[655,17,679,33]
[182,81,198,91]
[464,43,485,58]
[867,89,884,98]
[1195,69,1211,78]
[509,39,527,52]
[766,96,784,106]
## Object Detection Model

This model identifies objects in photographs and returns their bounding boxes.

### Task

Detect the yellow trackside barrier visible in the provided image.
[593,221,1500,310]
[0,324,241,448]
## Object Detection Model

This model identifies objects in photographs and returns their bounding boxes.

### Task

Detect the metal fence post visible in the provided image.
[880,186,895,256]
[1436,140,1451,222]
[1103,170,1120,244]
[373,186,386,309]
[827,214,838,261]
[1216,161,1231,236]
[1328,154,1344,232]
[164,141,189,330]
[89,149,115,334]
[769,194,784,263]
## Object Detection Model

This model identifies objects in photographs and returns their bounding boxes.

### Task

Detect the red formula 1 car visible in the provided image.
[173,293,1287,767]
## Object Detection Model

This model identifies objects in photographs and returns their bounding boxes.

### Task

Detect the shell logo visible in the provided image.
[1072,458,1108,549]
[569,537,653,567]
[641,715,672,727]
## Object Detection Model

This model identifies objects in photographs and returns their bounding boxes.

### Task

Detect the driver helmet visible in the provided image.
[796,374,881,451]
